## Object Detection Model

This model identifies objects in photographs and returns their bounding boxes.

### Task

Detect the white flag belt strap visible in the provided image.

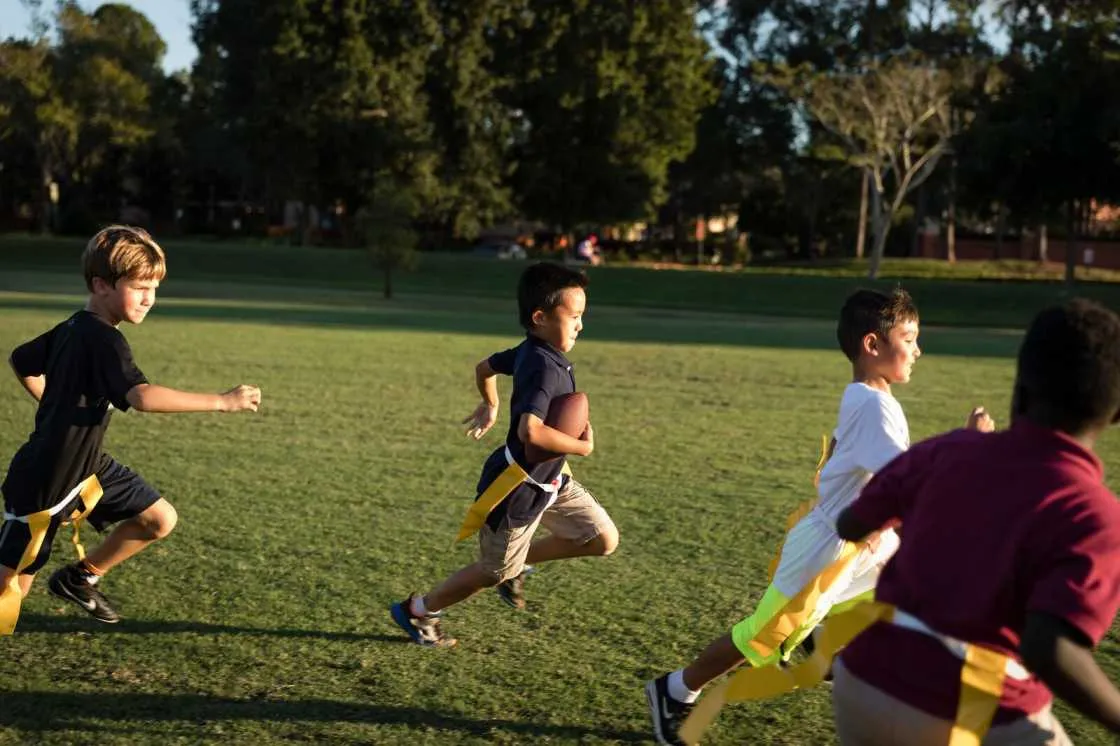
[2,480,87,523]
[891,609,1031,681]
[504,446,563,494]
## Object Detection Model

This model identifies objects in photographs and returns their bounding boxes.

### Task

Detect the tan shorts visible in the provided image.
[478,478,614,583]
[832,659,1072,745]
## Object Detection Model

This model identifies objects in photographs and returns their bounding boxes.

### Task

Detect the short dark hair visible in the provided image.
[1016,299,1120,433]
[836,288,919,362]
[517,262,588,330]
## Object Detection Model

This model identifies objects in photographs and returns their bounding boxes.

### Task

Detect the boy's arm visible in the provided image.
[463,358,501,439]
[10,332,52,402]
[1021,613,1120,733]
[126,383,260,413]
[518,413,592,457]
[10,355,45,402]
[837,438,937,541]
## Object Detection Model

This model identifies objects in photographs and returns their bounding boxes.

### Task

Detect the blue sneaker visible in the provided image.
[390,594,457,648]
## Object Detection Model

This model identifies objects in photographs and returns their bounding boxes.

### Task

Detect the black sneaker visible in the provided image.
[389,594,457,648]
[645,674,694,746]
[48,563,120,623]
[497,573,527,610]
[496,564,536,610]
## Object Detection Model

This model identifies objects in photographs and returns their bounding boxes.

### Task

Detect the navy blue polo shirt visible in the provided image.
[477,334,576,530]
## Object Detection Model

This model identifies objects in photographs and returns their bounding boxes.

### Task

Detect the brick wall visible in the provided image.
[918,233,1120,269]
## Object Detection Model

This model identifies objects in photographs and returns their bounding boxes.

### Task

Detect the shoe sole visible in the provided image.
[389,602,424,644]
[644,680,672,746]
[47,577,120,624]
[496,587,525,610]
[389,603,457,648]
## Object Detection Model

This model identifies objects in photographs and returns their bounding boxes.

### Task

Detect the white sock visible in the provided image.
[409,595,429,618]
[667,669,701,704]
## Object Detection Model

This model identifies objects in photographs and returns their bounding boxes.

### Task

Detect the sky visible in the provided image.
[1,0,1006,76]
[1,0,197,73]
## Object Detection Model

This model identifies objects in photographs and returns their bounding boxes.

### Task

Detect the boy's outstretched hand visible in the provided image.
[220,385,261,412]
[463,401,499,440]
[966,406,995,432]
[580,422,594,456]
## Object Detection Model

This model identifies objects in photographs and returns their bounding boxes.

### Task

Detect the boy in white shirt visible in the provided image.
[645,288,993,746]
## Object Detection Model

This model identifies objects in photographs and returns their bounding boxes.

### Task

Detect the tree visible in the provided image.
[497,0,715,230]
[190,0,439,243]
[358,173,418,299]
[422,0,519,242]
[767,55,953,277]
[0,3,167,232]
[0,38,78,232]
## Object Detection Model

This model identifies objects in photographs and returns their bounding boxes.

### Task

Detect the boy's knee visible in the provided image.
[137,499,177,540]
[590,524,619,556]
[477,559,518,587]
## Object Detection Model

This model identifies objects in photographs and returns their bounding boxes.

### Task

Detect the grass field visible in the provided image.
[1,239,1118,745]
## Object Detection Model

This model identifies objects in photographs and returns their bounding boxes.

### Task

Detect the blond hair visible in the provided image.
[82,225,166,291]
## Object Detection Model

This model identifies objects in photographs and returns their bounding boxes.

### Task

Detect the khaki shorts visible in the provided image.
[478,478,614,583]
[832,658,1072,745]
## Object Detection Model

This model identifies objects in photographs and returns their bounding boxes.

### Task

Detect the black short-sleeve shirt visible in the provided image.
[2,311,147,514]
[477,334,575,529]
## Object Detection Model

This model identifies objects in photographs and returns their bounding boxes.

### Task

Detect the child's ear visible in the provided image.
[862,332,879,356]
[530,308,546,328]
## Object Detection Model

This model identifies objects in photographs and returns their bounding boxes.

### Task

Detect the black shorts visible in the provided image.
[0,458,162,574]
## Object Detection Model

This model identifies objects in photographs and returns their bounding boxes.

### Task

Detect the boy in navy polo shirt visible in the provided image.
[390,263,618,647]
[0,225,261,633]
[833,299,1120,743]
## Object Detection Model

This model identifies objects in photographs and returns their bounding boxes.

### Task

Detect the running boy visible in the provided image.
[832,299,1120,744]
[646,288,992,744]
[0,225,261,633]
[390,262,618,647]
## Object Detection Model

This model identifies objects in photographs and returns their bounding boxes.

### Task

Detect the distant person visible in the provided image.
[832,298,1120,744]
[390,262,617,647]
[574,235,603,266]
[0,225,261,634]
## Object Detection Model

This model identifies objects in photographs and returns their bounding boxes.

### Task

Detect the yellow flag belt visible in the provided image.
[681,435,1024,745]
[0,473,104,635]
[455,447,571,541]
[680,600,1026,746]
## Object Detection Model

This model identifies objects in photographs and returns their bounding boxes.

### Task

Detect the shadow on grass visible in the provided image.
[0,690,647,743]
[0,290,1025,358]
[17,612,404,643]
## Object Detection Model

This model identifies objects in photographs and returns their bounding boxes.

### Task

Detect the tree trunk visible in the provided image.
[868,187,889,279]
[946,153,958,263]
[855,169,869,259]
[910,182,927,258]
[1038,223,1048,262]
[39,160,53,235]
[994,205,1006,260]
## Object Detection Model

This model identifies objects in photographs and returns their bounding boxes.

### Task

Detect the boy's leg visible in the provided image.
[0,512,63,632]
[48,459,168,623]
[524,479,619,564]
[497,479,617,609]
[0,565,37,597]
[390,518,537,646]
[82,498,178,573]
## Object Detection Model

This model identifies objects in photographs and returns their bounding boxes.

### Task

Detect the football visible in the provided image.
[523,392,589,464]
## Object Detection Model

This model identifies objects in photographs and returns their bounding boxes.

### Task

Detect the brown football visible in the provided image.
[523,392,589,464]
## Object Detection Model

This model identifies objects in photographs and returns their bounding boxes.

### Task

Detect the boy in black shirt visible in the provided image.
[0,225,261,633]
[390,263,618,647]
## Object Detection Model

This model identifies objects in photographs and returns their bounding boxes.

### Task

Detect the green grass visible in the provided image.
[2,234,1119,329]
[0,249,1119,744]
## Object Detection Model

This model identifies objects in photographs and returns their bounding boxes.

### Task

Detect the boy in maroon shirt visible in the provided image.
[834,298,1120,744]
